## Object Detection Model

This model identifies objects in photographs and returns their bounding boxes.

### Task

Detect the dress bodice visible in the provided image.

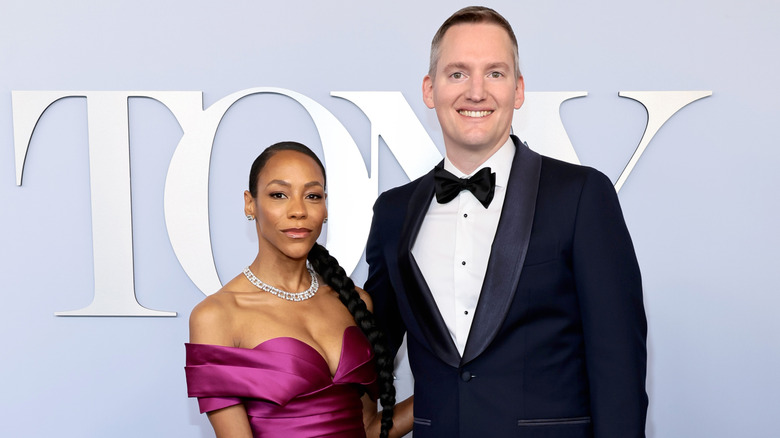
[185,326,377,438]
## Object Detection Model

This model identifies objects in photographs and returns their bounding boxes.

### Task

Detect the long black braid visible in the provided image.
[308,243,396,438]
[250,141,396,437]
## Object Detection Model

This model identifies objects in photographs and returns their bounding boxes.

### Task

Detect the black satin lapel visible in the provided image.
[397,167,461,368]
[461,137,542,365]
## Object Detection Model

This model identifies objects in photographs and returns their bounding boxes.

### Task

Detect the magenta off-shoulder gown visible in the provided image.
[185,326,377,438]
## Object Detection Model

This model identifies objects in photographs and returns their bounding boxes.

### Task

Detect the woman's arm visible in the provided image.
[363,394,414,438]
[205,405,253,438]
[189,295,253,438]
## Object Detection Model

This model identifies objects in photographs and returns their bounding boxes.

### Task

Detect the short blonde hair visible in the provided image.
[428,6,522,79]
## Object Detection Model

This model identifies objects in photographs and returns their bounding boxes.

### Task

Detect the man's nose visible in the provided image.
[465,76,486,101]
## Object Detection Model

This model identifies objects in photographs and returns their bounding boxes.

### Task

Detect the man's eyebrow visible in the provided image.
[441,61,511,71]
[442,62,470,71]
[485,61,511,70]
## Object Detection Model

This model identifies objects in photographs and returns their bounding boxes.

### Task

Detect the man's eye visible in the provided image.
[489,71,503,78]
[451,72,464,79]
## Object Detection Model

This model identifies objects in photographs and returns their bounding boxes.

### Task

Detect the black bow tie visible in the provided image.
[433,165,496,208]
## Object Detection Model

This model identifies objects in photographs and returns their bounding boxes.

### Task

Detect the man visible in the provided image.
[365,6,648,437]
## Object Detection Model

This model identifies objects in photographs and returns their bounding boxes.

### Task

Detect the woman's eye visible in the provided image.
[269,192,286,199]
[306,193,323,200]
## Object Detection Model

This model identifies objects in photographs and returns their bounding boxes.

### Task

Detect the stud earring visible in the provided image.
[246,214,255,221]
[323,217,328,224]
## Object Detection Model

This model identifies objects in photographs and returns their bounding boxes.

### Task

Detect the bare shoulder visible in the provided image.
[356,286,373,312]
[188,291,236,345]
[190,291,232,325]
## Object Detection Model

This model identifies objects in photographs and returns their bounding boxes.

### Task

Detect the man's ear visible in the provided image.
[514,75,525,110]
[422,75,436,109]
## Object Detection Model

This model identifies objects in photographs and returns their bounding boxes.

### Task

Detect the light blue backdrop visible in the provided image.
[1,1,778,436]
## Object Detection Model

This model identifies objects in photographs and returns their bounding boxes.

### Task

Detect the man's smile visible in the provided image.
[458,110,493,118]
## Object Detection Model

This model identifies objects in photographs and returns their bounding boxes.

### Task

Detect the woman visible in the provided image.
[185,142,412,437]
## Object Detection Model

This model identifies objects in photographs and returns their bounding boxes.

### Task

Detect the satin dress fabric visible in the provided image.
[185,326,378,438]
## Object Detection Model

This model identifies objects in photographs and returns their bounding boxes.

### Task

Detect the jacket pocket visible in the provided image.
[522,236,561,267]
[413,417,432,427]
[517,416,591,427]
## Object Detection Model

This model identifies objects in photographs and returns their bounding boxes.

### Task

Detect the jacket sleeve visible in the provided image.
[364,192,407,357]
[572,170,648,437]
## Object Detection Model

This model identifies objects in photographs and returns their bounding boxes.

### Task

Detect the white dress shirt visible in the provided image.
[412,138,515,356]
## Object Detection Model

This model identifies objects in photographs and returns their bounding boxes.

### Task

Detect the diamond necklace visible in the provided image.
[242,265,319,302]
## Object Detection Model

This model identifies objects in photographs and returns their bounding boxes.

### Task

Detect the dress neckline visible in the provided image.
[188,325,364,379]
[251,326,360,377]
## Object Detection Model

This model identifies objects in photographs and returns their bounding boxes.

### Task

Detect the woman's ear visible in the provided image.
[244,190,255,219]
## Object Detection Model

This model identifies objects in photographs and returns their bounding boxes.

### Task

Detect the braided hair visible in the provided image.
[308,243,396,437]
[249,141,396,437]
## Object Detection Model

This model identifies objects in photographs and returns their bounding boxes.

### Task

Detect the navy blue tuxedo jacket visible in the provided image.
[365,137,648,437]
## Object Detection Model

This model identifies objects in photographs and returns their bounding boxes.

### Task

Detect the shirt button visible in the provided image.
[463,213,468,218]
[461,261,466,265]
[464,310,469,315]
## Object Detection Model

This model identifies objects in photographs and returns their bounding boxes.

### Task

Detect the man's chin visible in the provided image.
[447,135,505,153]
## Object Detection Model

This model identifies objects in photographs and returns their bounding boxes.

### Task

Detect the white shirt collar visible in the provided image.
[443,136,515,188]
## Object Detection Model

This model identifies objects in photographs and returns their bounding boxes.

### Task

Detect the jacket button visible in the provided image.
[460,371,473,382]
